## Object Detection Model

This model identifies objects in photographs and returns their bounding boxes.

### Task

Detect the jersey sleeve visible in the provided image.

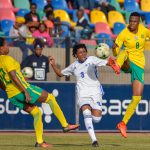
[61,64,74,76]
[115,30,125,49]
[145,27,150,37]
[4,56,17,72]
[92,56,108,66]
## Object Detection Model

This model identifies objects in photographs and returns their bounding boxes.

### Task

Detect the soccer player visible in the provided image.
[49,44,119,147]
[0,37,80,148]
[111,12,150,138]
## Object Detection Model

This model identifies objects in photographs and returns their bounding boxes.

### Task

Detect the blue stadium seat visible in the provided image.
[124,0,141,12]
[95,33,113,47]
[0,19,14,35]
[52,0,73,14]
[145,13,150,25]
[32,0,47,10]
[17,9,30,17]
[113,22,126,35]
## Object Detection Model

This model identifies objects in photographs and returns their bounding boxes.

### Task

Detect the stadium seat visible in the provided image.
[0,9,16,21]
[17,9,30,17]
[0,0,18,12]
[32,0,47,10]
[52,0,73,14]
[124,0,141,12]
[141,0,150,12]
[14,0,30,9]
[108,11,125,28]
[113,22,126,35]
[80,39,97,46]
[94,22,116,39]
[54,10,76,27]
[145,13,150,25]
[90,10,108,24]
[0,19,14,35]
[117,0,124,3]
[110,0,126,14]
[95,33,113,47]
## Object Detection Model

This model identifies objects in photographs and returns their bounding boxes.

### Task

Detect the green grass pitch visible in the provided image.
[0,132,150,150]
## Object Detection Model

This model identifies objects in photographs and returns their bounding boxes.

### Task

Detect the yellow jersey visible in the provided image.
[115,24,150,69]
[0,55,30,98]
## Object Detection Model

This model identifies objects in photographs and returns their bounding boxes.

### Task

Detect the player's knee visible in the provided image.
[31,107,42,118]
[46,93,56,103]
[92,115,102,123]
[83,109,92,118]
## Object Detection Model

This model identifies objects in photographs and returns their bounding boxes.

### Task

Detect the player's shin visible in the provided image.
[45,94,68,128]
[83,109,97,142]
[30,107,43,144]
[123,96,141,124]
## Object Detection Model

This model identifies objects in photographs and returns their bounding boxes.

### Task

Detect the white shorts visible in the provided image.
[77,93,103,111]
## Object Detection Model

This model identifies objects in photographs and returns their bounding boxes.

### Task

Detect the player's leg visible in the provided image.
[81,105,98,146]
[37,90,80,132]
[8,92,51,148]
[117,63,144,138]
[23,104,51,148]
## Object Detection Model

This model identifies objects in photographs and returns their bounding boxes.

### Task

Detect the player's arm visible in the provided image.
[9,70,31,103]
[112,30,124,56]
[48,56,64,77]
[0,80,6,91]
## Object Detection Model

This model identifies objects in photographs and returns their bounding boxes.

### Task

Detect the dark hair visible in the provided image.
[46,10,53,19]
[130,12,140,18]
[30,3,37,8]
[34,38,44,49]
[72,44,87,57]
[0,37,5,47]
[39,22,47,29]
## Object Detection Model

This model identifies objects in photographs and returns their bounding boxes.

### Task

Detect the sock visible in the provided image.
[116,50,128,68]
[45,94,68,128]
[123,96,141,125]
[30,107,43,144]
[83,109,97,142]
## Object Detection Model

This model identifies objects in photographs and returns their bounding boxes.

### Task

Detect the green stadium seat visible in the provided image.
[14,0,30,9]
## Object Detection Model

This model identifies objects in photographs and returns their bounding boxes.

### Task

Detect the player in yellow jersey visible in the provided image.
[0,38,80,148]
[110,12,150,138]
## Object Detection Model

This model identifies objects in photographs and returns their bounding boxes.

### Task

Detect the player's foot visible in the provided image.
[108,57,120,74]
[35,141,52,148]
[92,141,99,147]
[116,121,127,138]
[63,124,80,132]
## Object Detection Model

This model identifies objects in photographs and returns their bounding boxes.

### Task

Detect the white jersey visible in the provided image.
[61,56,107,97]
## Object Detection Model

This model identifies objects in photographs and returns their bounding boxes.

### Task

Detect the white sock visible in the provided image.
[83,109,97,142]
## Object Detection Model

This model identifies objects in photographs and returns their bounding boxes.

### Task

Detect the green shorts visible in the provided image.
[9,84,43,109]
[121,61,144,84]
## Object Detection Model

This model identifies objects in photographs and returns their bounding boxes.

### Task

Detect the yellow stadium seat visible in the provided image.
[108,11,125,28]
[117,0,124,3]
[54,9,76,27]
[90,10,107,24]
[141,0,150,12]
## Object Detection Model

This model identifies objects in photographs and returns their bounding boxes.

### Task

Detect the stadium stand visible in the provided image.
[108,11,125,28]
[0,9,16,21]
[14,0,30,9]
[141,0,150,12]
[113,22,126,35]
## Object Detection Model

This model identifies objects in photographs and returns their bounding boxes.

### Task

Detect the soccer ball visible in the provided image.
[22,67,33,78]
[95,43,110,59]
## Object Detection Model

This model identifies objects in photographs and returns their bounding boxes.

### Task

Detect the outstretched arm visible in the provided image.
[9,70,31,103]
[112,43,120,57]
[48,56,64,77]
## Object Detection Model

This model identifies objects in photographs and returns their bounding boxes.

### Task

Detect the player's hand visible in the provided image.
[48,56,55,65]
[112,43,119,56]
[24,91,31,103]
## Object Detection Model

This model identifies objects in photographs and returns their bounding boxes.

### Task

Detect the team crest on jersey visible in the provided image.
[141,34,144,39]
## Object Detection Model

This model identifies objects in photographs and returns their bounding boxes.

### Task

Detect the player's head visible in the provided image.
[0,38,9,55]
[72,44,88,61]
[34,38,44,57]
[128,12,140,32]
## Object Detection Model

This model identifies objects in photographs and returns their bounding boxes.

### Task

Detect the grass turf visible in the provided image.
[0,133,150,150]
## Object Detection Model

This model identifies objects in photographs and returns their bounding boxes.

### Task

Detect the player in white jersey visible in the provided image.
[49,44,119,147]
